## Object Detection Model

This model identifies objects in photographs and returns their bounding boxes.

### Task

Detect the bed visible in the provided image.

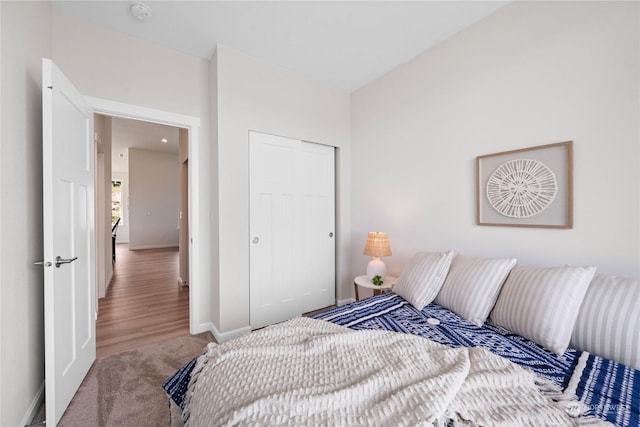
[164,252,640,426]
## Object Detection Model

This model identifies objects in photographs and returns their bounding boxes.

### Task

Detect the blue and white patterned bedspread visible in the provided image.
[311,293,639,426]
[164,292,639,426]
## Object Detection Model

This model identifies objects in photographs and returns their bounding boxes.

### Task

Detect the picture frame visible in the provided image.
[476,141,573,228]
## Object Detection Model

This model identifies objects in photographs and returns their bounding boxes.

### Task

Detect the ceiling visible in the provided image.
[52,0,509,93]
[58,1,509,169]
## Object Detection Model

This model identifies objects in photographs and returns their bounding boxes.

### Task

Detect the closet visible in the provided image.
[249,131,335,329]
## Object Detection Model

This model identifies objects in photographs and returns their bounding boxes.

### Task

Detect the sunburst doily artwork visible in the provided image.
[486,159,557,218]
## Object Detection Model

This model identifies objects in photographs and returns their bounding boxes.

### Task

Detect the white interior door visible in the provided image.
[42,58,96,425]
[249,131,335,329]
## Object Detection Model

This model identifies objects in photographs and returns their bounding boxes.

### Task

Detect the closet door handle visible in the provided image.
[252,237,260,244]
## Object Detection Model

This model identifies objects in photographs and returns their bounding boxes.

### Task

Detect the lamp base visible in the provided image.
[366,257,386,280]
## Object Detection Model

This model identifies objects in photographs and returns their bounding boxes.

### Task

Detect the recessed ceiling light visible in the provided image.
[131,2,153,22]
[161,138,168,143]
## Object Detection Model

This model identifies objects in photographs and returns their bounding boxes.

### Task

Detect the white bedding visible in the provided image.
[182,317,610,426]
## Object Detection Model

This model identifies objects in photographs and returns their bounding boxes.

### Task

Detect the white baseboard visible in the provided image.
[210,323,251,344]
[21,381,44,427]
[128,243,179,250]
[191,320,213,335]
[191,321,251,344]
[336,297,355,307]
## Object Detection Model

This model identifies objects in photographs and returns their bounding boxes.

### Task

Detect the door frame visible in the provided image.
[87,96,203,334]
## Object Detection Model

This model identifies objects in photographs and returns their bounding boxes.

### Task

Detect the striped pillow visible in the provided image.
[490,265,596,355]
[434,255,516,326]
[571,274,640,370]
[393,250,454,310]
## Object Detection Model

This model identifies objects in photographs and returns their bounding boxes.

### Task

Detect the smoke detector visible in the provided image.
[131,2,153,21]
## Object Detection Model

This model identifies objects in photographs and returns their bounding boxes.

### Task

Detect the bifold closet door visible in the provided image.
[249,131,335,329]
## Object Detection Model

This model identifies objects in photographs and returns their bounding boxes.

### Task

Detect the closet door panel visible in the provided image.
[249,133,298,328]
[250,132,335,329]
[298,142,335,313]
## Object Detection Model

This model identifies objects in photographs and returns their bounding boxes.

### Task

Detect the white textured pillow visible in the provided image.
[435,255,517,326]
[393,251,454,310]
[571,273,640,370]
[490,265,596,355]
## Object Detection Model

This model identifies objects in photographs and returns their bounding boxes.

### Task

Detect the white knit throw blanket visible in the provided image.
[183,317,611,427]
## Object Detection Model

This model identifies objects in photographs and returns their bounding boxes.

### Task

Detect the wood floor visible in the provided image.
[96,244,191,358]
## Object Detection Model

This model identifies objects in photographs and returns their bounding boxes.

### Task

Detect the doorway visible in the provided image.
[89,96,203,335]
[94,114,189,355]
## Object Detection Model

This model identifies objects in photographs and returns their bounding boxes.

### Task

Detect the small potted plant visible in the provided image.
[372,275,384,286]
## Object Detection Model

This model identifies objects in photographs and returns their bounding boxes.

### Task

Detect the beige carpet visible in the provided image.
[54,333,211,427]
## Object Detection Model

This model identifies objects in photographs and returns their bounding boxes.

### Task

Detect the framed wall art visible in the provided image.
[476,141,573,228]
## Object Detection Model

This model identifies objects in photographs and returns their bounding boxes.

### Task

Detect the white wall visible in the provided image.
[0,2,51,425]
[351,2,640,280]
[52,12,212,329]
[128,149,179,249]
[213,46,351,338]
[178,130,189,284]
[94,113,113,299]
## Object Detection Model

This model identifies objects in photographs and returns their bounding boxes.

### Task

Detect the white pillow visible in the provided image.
[434,255,517,326]
[490,265,596,355]
[393,250,454,310]
[571,273,640,370]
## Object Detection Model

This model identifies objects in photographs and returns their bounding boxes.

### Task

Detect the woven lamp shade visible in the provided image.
[363,232,392,257]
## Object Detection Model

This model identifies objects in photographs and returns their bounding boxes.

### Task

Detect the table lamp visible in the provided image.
[363,232,392,280]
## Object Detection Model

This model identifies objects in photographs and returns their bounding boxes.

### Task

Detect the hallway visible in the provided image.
[96,244,190,358]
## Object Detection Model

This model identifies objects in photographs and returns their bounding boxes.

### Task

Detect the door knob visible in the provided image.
[329,232,334,238]
[55,256,78,268]
[252,237,260,244]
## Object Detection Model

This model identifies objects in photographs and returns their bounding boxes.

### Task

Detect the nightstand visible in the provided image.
[353,275,397,301]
